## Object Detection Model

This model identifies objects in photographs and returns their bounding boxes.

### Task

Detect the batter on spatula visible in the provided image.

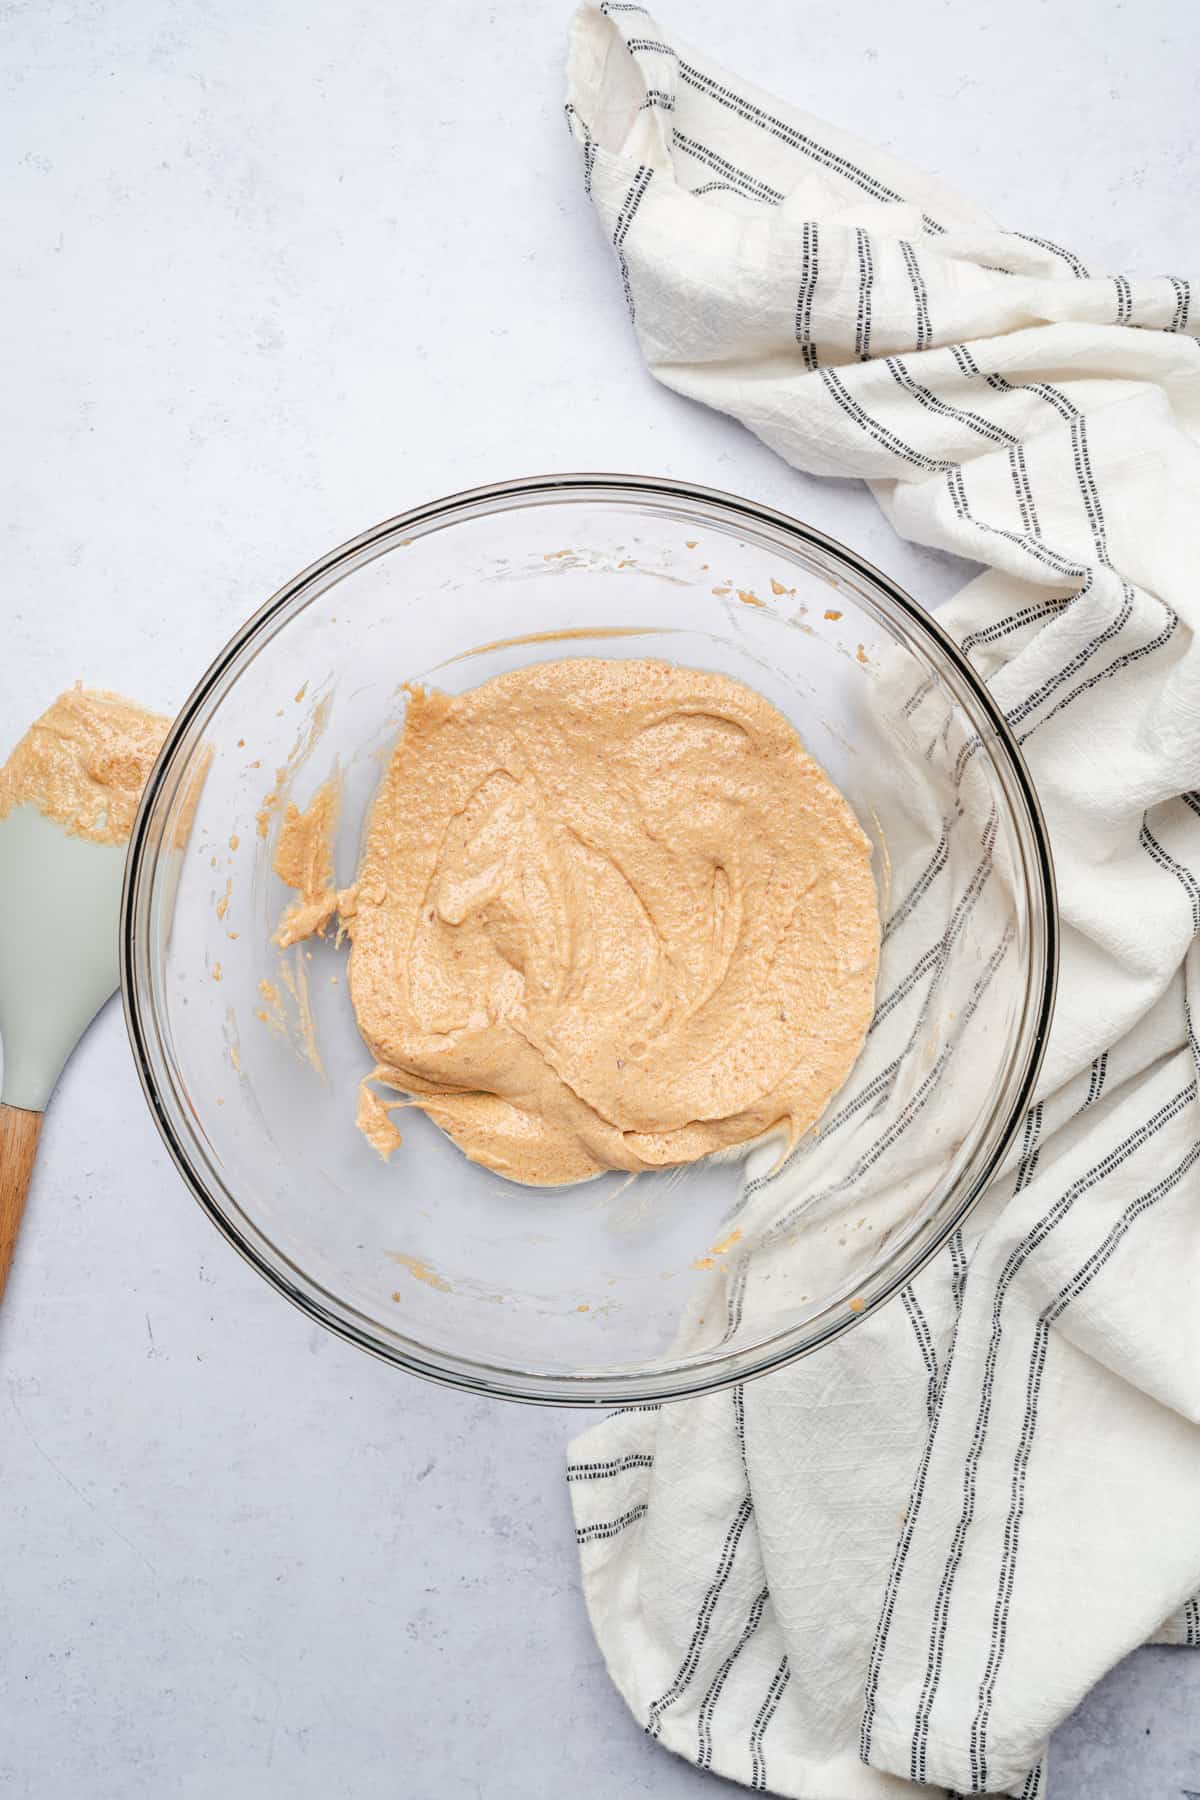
[299,658,879,1186]
[0,685,171,844]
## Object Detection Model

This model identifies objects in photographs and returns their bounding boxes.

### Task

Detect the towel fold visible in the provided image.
[563,8,1200,1795]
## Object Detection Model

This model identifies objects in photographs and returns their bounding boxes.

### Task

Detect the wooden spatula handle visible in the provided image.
[0,1103,42,1302]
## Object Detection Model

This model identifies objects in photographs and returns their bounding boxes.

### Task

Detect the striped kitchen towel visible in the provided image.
[564,7,1200,1797]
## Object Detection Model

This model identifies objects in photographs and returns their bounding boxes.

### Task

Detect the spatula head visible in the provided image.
[0,804,127,1110]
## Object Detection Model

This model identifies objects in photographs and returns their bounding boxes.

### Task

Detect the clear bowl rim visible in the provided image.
[120,472,1059,1406]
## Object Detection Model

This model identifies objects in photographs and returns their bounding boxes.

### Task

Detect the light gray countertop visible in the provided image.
[3,0,1199,1794]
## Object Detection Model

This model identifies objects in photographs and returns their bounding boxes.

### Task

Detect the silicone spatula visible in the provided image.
[0,689,169,1304]
[0,805,129,1298]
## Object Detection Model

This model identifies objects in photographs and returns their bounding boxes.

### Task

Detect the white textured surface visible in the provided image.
[1,2,1197,1795]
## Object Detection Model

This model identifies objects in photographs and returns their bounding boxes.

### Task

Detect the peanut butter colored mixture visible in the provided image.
[338,658,880,1186]
[355,1082,405,1161]
[274,778,343,947]
[0,685,172,844]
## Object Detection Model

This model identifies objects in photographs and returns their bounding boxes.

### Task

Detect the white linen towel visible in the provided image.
[563,8,1200,1796]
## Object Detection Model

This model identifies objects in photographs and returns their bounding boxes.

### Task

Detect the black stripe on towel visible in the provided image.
[902,1286,940,1426]
[672,130,784,205]
[749,1654,791,1791]
[1013,230,1090,278]
[909,1077,1199,1781]
[1012,1101,1044,1195]
[1168,277,1191,332]
[566,1452,654,1483]
[612,163,654,320]
[970,1128,1200,1788]
[900,241,932,351]
[886,356,1018,447]
[1139,817,1200,934]
[576,1503,648,1545]
[697,1586,770,1768]
[646,1495,755,1737]
[854,227,874,360]
[768,927,1014,1249]
[1069,414,1109,565]
[794,220,820,370]
[822,369,953,472]
[1008,443,1041,538]
[960,597,1072,659]
[1015,606,1179,746]
[676,58,945,233]
[945,462,1088,581]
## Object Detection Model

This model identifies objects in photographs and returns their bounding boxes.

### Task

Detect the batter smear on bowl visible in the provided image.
[327,658,880,1186]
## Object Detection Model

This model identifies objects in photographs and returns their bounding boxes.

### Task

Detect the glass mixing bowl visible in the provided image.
[122,475,1056,1405]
